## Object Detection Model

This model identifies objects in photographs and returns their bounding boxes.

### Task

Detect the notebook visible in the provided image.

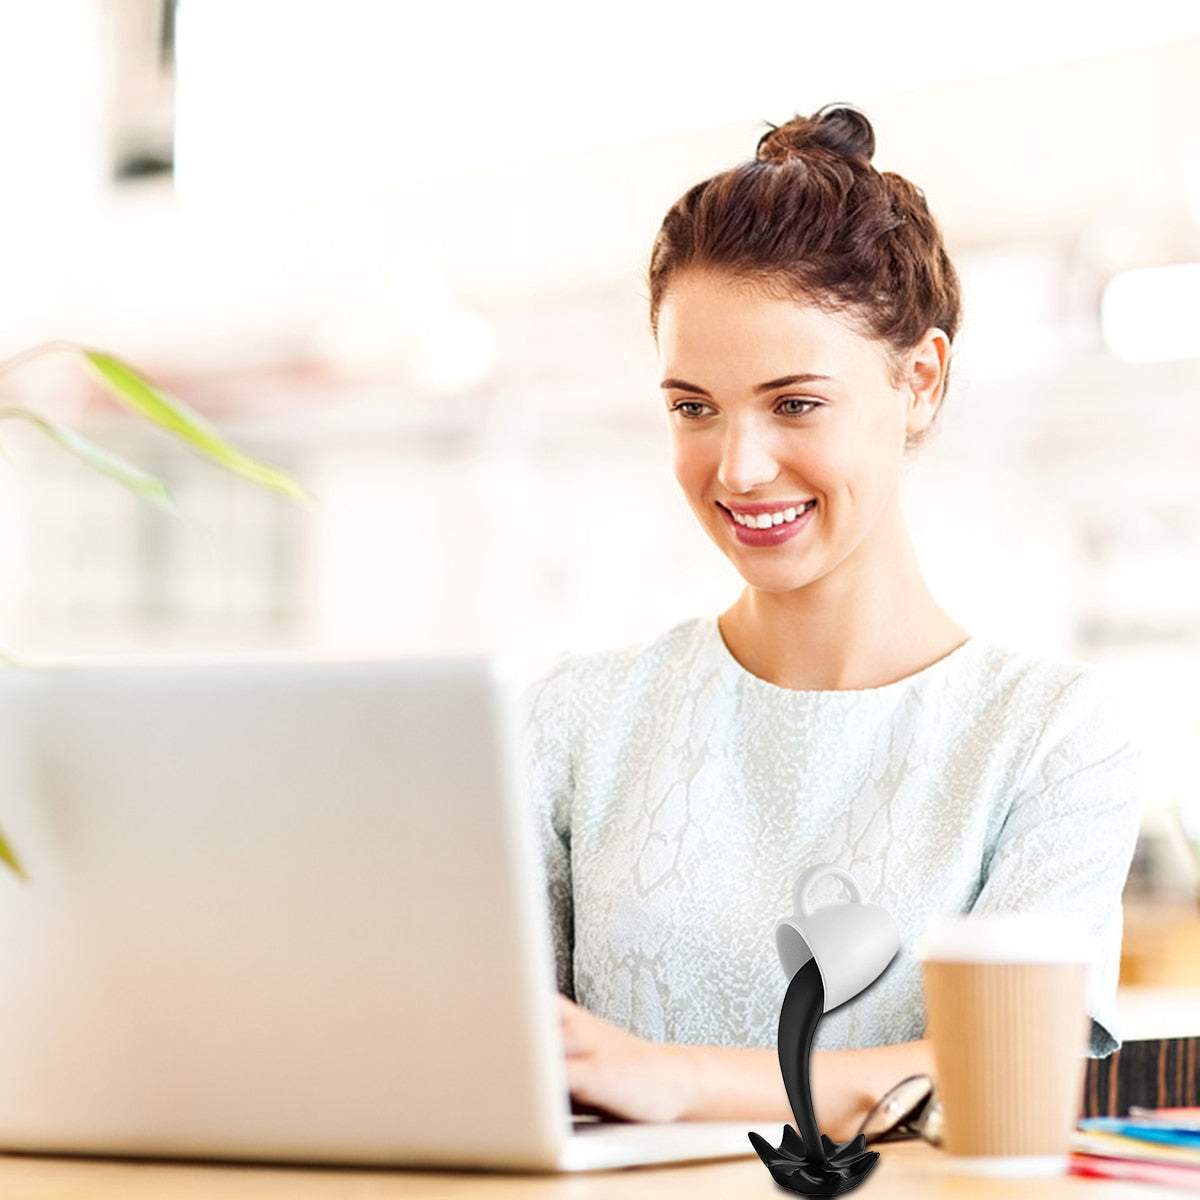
[0,656,768,1171]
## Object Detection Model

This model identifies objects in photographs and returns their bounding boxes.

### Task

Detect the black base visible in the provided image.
[749,1125,880,1196]
[751,959,879,1196]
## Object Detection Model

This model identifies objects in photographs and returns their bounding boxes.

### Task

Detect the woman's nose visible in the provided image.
[717,422,780,494]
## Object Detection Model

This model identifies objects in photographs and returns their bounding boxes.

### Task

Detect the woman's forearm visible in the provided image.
[675,1038,935,1141]
[560,994,934,1138]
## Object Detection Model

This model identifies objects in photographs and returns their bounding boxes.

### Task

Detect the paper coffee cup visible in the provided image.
[920,913,1093,1176]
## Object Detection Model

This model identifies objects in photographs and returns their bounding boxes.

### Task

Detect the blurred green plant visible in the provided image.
[0,340,313,879]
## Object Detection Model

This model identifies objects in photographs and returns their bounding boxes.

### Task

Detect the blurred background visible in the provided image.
[1,2,1198,940]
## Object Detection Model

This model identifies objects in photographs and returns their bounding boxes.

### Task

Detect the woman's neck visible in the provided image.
[718,519,968,691]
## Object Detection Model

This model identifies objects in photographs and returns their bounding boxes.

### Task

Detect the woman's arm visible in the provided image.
[522,661,578,999]
[559,995,933,1141]
[970,668,1141,1055]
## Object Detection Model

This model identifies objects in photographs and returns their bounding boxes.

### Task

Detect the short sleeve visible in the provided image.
[521,659,577,1000]
[972,667,1142,1057]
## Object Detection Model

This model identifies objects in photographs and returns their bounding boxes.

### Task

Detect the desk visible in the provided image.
[1117,985,1200,1040]
[0,1141,1173,1198]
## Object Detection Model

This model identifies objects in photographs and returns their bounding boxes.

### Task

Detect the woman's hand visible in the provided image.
[558,994,700,1123]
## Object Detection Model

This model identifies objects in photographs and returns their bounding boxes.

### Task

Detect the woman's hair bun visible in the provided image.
[756,103,876,165]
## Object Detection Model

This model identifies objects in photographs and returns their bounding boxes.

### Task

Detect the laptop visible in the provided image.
[0,656,769,1171]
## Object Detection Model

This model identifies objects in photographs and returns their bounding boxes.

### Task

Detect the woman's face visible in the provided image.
[656,271,946,596]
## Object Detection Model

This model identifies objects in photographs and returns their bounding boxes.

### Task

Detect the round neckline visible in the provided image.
[706,616,980,699]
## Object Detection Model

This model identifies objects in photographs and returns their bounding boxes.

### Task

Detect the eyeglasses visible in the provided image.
[855,1074,942,1146]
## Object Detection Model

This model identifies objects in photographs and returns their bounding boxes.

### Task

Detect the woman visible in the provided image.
[523,104,1141,1140]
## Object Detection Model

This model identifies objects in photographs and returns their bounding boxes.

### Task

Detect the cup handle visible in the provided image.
[794,864,863,918]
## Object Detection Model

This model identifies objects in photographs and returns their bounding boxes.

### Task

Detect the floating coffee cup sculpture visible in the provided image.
[749,865,900,1196]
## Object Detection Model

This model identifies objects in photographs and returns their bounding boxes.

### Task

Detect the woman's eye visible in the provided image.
[671,400,710,418]
[778,397,819,416]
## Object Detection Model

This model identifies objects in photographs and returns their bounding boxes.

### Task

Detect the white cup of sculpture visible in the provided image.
[774,864,901,1012]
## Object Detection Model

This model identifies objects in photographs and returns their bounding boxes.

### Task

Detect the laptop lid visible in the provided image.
[0,656,573,1168]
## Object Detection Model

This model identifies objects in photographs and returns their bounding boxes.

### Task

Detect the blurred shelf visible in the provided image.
[1120,899,1200,986]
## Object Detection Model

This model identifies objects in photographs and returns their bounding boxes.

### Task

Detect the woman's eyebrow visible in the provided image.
[660,373,833,395]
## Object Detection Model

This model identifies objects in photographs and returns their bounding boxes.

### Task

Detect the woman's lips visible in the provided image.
[719,500,816,546]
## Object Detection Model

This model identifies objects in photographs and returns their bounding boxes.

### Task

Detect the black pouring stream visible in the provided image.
[748,958,881,1195]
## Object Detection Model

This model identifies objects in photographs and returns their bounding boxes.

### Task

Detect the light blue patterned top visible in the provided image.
[523,618,1142,1056]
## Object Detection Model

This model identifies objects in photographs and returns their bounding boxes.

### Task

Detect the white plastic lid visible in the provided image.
[917,912,1096,965]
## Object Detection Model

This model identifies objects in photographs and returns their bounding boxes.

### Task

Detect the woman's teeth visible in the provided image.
[730,501,815,529]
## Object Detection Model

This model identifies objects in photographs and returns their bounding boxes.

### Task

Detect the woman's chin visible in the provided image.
[724,559,825,595]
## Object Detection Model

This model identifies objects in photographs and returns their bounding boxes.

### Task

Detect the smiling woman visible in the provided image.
[522,105,1142,1142]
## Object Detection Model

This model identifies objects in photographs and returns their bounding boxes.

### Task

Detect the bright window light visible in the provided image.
[174,1,1200,212]
[1101,263,1200,364]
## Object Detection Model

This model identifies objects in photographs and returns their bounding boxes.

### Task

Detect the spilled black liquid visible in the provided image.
[748,959,880,1196]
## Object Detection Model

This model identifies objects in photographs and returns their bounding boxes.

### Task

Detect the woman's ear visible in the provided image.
[905,328,950,439]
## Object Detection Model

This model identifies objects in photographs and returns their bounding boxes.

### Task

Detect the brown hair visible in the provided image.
[647,104,961,390]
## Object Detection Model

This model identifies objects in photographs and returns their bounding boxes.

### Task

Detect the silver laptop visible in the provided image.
[0,656,767,1171]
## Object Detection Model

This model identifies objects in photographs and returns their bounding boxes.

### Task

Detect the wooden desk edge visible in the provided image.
[0,1138,1169,1198]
